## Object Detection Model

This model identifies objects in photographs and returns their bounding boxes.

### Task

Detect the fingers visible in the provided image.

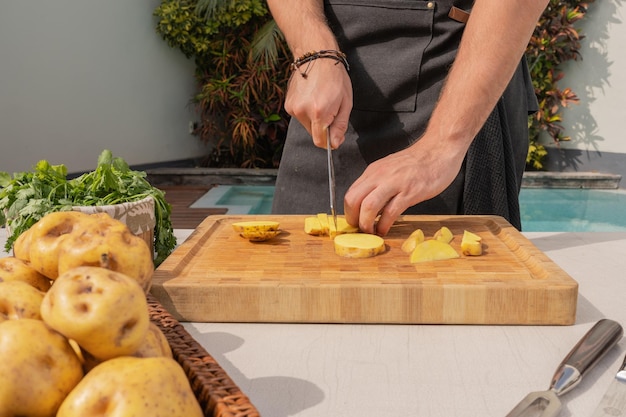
[284,59,352,149]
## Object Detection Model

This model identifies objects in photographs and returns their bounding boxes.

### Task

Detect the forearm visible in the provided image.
[266,0,338,58]
[421,0,547,152]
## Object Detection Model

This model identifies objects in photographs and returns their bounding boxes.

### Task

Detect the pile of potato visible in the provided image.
[0,211,203,417]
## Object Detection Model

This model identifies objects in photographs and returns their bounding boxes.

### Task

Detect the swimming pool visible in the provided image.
[519,188,626,232]
[194,185,626,232]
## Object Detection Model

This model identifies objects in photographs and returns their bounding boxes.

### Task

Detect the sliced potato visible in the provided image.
[304,216,324,236]
[433,226,454,244]
[461,230,483,256]
[317,213,330,236]
[231,220,280,233]
[232,220,281,241]
[328,217,360,239]
[401,229,425,253]
[239,229,281,241]
[334,233,386,258]
[305,215,359,238]
[410,240,459,263]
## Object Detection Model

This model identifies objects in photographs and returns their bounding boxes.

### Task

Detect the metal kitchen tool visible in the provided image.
[326,126,338,231]
[506,319,623,417]
[591,351,626,416]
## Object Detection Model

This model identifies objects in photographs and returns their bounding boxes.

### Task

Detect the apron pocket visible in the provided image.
[325,0,436,112]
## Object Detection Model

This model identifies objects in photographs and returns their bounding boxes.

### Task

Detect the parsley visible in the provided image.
[0,150,176,266]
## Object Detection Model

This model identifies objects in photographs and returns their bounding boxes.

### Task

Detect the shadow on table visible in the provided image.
[184,328,325,417]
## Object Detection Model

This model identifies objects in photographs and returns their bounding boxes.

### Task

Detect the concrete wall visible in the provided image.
[0,0,208,175]
[539,0,626,186]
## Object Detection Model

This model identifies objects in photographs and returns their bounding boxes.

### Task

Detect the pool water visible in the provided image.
[519,188,626,232]
[191,185,275,214]
[194,185,626,232]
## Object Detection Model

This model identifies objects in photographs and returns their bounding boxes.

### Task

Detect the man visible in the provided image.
[268,0,547,235]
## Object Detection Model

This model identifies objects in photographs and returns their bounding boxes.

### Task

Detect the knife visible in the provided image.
[591,351,626,416]
[326,126,338,232]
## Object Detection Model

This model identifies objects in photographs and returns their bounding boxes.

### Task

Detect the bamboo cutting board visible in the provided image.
[150,215,578,325]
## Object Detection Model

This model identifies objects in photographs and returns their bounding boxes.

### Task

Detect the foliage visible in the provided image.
[0,150,176,266]
[153,0,291,168]
[525,0,595,170]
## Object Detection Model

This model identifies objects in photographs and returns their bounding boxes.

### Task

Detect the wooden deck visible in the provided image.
[159,185,227,230]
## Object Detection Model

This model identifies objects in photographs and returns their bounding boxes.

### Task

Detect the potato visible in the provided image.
[433,226,454,243]
[40,266,150,361]
[0,319,83,417]
[410,240,459,263]
[305,214,359,238]
[0,280,45,322]
[0,256,52,292]
[56,356,203,417]
[232,220,281,241]
[25,211,91,279]
[334,233,386,258]
[461,230,483,256]
[401,228,425,253]
[16,211,154,291]
[56,213,154,292]
[131,322,173,358]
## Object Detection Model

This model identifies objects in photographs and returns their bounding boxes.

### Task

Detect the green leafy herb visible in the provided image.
[0,150,176,266]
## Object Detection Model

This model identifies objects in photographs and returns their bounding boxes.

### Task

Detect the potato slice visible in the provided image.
[305,215,359,238]
[433,226,454,243]
[231,220,279,233]
[317,213,330,236]
[328,217,360,239]
[232,220,280,241]
[410,240,459,263]
[401,229,425,253]
[239,229,281,241]
[461,230,483,256]
[334,233,385,258]
[304,216,324,236]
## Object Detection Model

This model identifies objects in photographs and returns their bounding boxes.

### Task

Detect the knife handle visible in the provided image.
[550,319,623,395]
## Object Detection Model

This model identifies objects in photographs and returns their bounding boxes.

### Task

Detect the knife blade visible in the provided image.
[591,352,626,416]
[326,127,338,232]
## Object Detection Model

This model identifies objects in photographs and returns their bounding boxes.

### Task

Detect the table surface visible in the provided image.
[3,227,626,417]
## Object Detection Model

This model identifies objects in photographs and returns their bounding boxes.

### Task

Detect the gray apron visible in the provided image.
[271,0,538,230]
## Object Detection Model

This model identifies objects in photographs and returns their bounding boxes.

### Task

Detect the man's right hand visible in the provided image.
[285,57,353,150]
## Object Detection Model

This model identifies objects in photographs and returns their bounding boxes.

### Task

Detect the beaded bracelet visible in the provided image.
[290,50,350,78]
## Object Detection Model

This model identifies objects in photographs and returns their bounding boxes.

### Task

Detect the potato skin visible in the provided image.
[131,322,173,358]
[0,280,45,321]
[57,356,203,417]
[0,256,52,292]
[0,319,83,417]
[57,213,154,291]
[40,266,150,361]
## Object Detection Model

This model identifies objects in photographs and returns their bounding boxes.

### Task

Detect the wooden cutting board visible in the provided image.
[150,214,578,325]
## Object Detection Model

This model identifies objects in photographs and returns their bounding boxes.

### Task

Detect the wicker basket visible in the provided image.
[147,294,260,417]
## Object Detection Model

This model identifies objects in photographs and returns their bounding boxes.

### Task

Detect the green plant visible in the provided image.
[525,0,595,170]
[154,0,291,168]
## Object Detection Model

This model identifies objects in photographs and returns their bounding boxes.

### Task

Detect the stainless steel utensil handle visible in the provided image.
[550,319,623,395]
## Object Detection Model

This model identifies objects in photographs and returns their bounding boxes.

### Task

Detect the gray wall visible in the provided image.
[539,0,626,186]
[0,0,208,175]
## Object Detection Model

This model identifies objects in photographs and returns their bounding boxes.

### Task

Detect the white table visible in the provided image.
[4,228,626,416]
